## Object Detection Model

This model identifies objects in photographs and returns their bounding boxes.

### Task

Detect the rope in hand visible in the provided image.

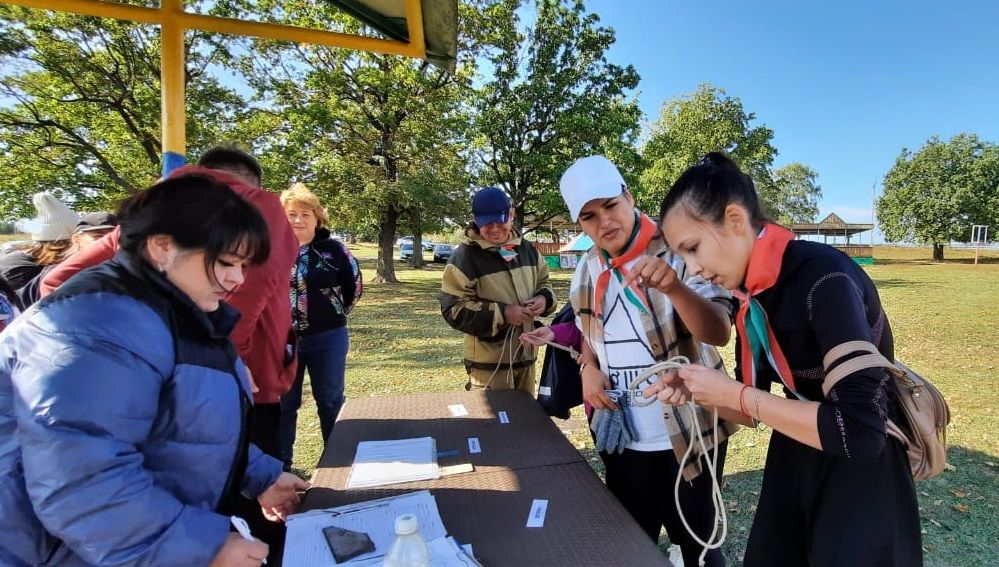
[483,325,523,390]
[541,339,579,361]
[629,356,726,567]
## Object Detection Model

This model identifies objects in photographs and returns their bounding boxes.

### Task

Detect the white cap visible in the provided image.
[31,192,79,242]
[559,155,626,222]
[394,514,419,535]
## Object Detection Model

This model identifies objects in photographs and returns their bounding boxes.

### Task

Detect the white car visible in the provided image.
[399,242,414,261]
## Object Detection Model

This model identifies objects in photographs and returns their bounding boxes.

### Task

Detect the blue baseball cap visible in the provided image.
[472,187,512,227]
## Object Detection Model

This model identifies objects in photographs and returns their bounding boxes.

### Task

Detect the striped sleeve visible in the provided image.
[439,256,506,338]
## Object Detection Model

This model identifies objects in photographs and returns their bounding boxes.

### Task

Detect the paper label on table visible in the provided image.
[538,386,552,396]
[448,404,469,417]
[498,411,509,424]
[526,499,549,528]
[468,437,481,453]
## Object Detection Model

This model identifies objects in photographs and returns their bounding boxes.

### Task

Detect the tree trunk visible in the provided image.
[374,206,400,283]
[932,242,945,262]
[409,208,426,268]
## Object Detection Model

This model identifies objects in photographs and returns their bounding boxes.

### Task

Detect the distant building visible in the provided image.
[790,213,874,265]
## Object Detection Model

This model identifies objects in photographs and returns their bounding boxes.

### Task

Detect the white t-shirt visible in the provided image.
[599,257,671,452]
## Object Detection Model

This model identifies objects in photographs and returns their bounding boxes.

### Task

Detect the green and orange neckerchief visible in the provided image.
[593,211,658,319]
[731,223,805,398]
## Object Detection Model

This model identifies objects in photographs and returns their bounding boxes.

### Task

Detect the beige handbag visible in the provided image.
[823,341,951,481]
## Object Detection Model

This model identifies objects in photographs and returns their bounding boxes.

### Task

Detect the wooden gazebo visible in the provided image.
[790,213,874,264]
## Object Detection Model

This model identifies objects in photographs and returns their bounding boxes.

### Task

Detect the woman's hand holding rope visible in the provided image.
[518,326,554,347]
[620,255,681,294]
[643,364,743,411]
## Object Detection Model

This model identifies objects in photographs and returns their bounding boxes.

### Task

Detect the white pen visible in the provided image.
[230,516,268,565]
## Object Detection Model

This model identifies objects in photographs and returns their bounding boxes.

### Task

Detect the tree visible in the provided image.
[471,0,642,230]
[217,0,495,282]
[877,133,999,261]
[0,5,244,217]
[638,83,776,213]
[764,162,822,224]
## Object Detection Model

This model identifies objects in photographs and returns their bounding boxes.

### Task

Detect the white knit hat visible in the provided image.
[31,192,79,242]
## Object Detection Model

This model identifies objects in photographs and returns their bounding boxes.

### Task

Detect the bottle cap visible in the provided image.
[394,514,419,535]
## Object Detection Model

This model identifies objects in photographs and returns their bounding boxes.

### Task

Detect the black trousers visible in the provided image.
[233,403,287,565]
[600,441,728,567]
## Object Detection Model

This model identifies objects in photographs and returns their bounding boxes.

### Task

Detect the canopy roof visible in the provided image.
[560,233,594,252]
[326,0,457,70]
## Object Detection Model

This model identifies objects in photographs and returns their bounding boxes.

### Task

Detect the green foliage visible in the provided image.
[214,0,485,281]
[471,0,642,228]
[0,5,245,217]
[638,83,777,213]
[764,162,822,224]
[877,133,999,260]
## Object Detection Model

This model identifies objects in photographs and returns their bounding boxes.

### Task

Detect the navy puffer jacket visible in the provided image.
[0,252,282,566]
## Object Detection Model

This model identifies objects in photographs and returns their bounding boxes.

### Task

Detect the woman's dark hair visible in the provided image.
[0,275,22,312]
[117,175,270,283]
[659,152,768,230]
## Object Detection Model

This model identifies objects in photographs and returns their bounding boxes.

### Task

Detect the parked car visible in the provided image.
[399,242,414,261]
[396,236,434,251]
[433,243,454,263]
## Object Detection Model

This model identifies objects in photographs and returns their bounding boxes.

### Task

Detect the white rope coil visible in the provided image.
[630,356,727,567]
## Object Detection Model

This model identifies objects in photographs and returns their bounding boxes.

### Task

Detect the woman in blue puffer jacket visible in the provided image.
[0,175,309,567]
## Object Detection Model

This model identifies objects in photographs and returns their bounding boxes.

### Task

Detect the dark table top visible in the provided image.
[302,390,668,566]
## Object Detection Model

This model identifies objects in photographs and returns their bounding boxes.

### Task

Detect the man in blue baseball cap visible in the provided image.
[439,187,556,392]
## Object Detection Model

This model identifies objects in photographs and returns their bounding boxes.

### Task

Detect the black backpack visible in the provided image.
[537,302,583,419]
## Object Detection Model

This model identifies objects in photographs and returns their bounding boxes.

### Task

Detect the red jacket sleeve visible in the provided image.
[39,227,120,297]
[228,190,296,355]
[169,165,300,403]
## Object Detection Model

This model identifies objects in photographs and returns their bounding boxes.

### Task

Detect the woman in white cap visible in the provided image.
[0,192,78,292]
[560,155,740,566]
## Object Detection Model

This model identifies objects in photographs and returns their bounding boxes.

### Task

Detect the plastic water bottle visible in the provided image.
[383,514,430,567]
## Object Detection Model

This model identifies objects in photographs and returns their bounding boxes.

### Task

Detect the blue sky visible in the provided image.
[586,0,999,231]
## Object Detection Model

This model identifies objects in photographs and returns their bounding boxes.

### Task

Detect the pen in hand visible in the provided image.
[231,516,268,565]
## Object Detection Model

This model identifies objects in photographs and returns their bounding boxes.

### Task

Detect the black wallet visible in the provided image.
[322,525,376,563]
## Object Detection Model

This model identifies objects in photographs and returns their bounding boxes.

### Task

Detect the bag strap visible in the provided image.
[822,339,881,368]
[821,352,894,397]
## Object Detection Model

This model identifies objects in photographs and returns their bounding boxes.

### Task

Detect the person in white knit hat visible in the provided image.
[0,192,78,293]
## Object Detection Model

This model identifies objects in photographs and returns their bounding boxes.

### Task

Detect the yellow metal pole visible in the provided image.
[2,0,161,24]
[403,0,427,59]
[160,0,186,176]
[176,12,420,58]
[2,0,425,59]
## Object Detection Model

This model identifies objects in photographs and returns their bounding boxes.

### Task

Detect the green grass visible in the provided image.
[290,243,999,566]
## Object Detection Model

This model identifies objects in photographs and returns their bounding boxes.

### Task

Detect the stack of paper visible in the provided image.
[283,490,480,566]
[346,437,439,489]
